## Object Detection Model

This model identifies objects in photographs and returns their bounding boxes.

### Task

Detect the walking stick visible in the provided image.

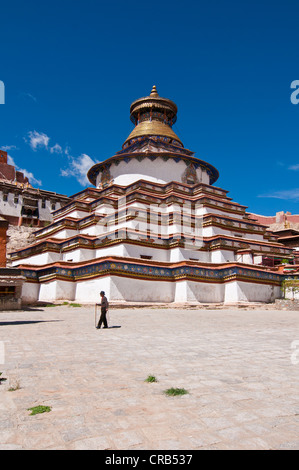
[95,303,97,329]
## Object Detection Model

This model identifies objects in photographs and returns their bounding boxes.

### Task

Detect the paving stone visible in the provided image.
[0,444,24,450]
[0,305,299,449]
[69,436,112,450]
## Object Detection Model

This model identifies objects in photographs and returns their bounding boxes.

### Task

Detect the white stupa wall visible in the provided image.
[53,210,88,222]
[174,280,225,303]
[109,275,175,303]
[13,241,214,267]
[210,249,235,263]
[21,282,41,304]
[75,277,111,304]
[63,248,95,263]
[51,229,78,239]
[224,281,280,304]
[96,158,210,187]
[20,273,282,305]
[11,251,61,267]
[39,280,76,302]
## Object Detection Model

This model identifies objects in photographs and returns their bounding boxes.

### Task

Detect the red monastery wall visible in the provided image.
[249,211,299,227]
[0,150,29,184]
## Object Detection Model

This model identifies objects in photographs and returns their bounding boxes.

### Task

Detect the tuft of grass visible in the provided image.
[69,303,82,308]
[27,405,52,416]
[145,375,158,383]
[164,387,189,397]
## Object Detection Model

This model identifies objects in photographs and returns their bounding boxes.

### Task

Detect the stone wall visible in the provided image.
[6,226,36,264]
[0,268,24,310]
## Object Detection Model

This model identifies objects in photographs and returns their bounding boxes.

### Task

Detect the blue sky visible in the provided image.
[1,0,299,216]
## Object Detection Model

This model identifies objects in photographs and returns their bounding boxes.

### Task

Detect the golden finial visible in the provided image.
[124,86,182,148]
[150,85,159,97]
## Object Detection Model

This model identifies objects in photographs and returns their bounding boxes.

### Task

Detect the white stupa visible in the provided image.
[11,87,294,304]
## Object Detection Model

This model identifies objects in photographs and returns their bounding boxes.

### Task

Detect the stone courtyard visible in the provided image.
[0,303,299,450]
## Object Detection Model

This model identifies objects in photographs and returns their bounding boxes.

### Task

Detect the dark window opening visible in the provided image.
[0,286,16,297]
[21,207,39,218]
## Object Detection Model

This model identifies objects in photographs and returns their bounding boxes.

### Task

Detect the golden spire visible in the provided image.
[123,86,183,148]
[150,85,159,97]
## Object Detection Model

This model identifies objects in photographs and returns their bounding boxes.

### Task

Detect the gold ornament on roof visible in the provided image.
[123,86,183,148]
[150,85,159,97]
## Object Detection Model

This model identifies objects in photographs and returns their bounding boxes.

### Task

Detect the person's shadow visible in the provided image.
[0,320,62,326]
[97,326,121,329]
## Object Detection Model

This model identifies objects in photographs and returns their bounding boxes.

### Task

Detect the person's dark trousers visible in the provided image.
[97,308,108,328]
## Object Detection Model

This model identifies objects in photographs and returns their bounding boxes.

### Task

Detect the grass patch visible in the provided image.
[164,387,189,397]
[145,375,158,383]
[42,302,82,308]
[27,405,52,416]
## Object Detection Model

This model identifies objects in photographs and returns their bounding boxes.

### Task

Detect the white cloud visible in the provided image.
[6,154,15,166]
[64,146,71,157]
[18,168,42,187]
[27,131,50,151]
[24,131,95,186]
[26,131,63,155]
[1,145,18,152]
[50,143,63,154]
[288,163,299,171]
[258,188,299,201]
[61,153,96,186]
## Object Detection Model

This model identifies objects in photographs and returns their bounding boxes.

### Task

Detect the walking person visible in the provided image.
[96,291,109,329]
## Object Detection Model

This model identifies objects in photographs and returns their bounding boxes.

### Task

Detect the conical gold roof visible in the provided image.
[123,86,183,148]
